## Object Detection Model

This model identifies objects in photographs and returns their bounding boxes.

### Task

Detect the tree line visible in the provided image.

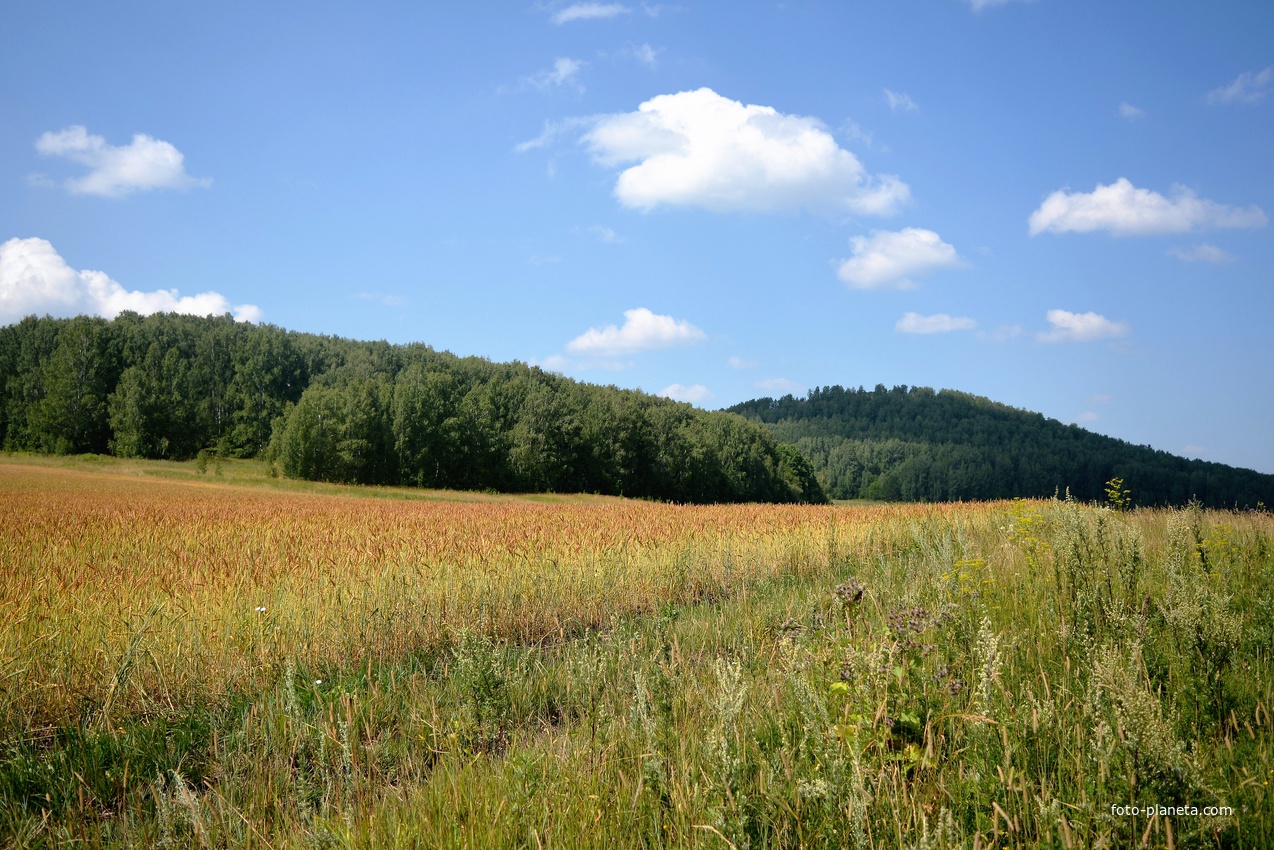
[729,385,1274,508]
[0,313,826,504]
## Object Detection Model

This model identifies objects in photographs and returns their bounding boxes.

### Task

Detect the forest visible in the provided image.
[5,312,1271,508]
[0,313,825,504]
[730,385,1274,508]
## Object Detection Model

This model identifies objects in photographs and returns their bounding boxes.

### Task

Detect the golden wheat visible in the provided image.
[0,461,967,732]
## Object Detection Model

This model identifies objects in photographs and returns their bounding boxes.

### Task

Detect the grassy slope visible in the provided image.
[0,451,625,504]
[1,456,1271,848]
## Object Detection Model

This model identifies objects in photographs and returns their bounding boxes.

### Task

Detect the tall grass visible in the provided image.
[1,458,1270,847]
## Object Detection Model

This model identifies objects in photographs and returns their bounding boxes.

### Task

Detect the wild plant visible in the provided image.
[447,630,511,755]
[627,666,672,842]
[1155,511,1244,728]
[1104,476,1133,511]
[1052,498,1146,646]
[151,770,210,849]
[705,657,750,843]
[971,616,1003,723]
[1090,641,1195,804]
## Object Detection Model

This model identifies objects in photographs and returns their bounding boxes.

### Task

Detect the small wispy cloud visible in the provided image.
[566,307,705,356]
[659,383,713,404]
[33,125,210,197]
[839,120,874,149]
[895,312,977,334]
[514,116,595,153]
[1118,102,1145,119]
[531,354,570,372]
[727,355,759,369]
[966,0,1034,11]
[623,43,658,67]
[551,3,630,24]
[582,224,622,243]
[1207,67,1274,105]
[884,89,918,113]
[526,57,586,91]
[1037,309,1128,343]
[755,377,804,396]
[1074,411,1100,424]
[1167,243,1235,264]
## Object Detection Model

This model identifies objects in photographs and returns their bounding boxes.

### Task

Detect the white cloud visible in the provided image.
[565,307,705,356]
[583,88,909,214]
[530,354,570,372]
[514,116,594,152]
[895,312,977,334]
[1037,309,1128,343]
[0,237,260,325]
[659,383,713,404]
[1118,102,1145,119]
[884,89,918,112]
[551,3,630,24]
[1028,178,1267,236]
[1074,411,1100,424]
[34,125,210,197]
[755,377,804,396]
[584,224,621,243]
[727,355,758,369]
[837,228,964,290]
[1207,67,1274,104]
[625,43,658,68]
[1167,243,1235,264]
[527,57,585,91]
[966,0,1033,11]
[838,119,875,149]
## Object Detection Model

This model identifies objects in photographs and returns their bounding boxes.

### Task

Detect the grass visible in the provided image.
[0,455,1271,847]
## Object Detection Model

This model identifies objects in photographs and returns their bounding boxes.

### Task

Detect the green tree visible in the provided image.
[271,386,343,481]
[0,316,64,450]
[391,365,460,488]
[775,443,828,503]
[108,343,199,458]
[28,317,118,453]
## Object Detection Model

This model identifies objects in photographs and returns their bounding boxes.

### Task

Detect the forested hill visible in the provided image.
[728,385,1274,508]
[0,313,825,504]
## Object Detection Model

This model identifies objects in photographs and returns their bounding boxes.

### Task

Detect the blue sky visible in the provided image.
[3,1,1272,473]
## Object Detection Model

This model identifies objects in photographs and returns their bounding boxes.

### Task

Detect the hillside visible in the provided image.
[0,313,825,504]
[729,385,1274,508]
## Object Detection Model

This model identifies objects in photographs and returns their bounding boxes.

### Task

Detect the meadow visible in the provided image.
[0,455,1270,848]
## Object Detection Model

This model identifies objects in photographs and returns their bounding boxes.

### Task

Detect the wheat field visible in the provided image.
[1,456,1270,848]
